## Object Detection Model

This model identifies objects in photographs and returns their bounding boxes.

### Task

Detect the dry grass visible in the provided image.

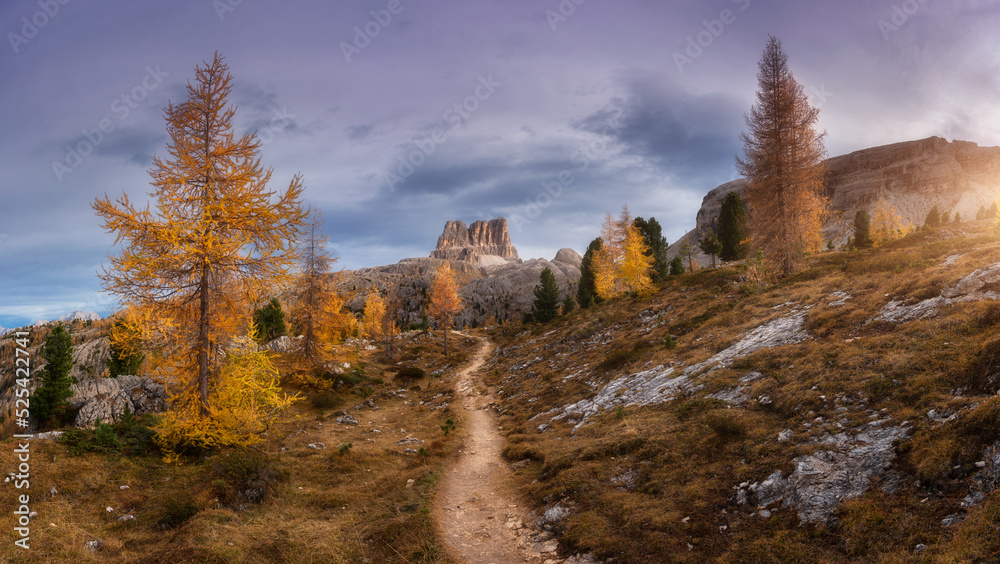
[483,220,1000,562]
[0,329,476,563]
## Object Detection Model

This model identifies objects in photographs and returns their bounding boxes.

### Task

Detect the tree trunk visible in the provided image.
[198,262,210,416]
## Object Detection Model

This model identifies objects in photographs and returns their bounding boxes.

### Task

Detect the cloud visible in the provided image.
[345,124,373,141]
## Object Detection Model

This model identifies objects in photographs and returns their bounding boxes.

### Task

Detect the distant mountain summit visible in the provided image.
[430,218,519,267]
[672,137,1000,264]
[59,310,101,323]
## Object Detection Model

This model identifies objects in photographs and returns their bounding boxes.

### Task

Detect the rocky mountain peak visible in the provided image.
[430,217,519,266]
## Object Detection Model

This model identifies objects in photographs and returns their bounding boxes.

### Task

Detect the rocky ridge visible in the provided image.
[430,217,519,266]
[672,137,1000,265]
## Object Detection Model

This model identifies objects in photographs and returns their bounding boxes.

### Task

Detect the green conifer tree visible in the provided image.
[699,228,723,268]
[718,191,750,261]
[577,238,603,308]
[252,297,287,342]
[633,217,669,279]
[668,255,685,276]
[31,323,76,427]
[532,267,561,323]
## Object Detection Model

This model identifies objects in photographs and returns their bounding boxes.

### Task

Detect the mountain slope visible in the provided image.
[484,219,1000,562]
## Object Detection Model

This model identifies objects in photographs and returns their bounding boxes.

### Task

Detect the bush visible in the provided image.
[309,392,342,410]
[213,449,282,507]
[251,297,287,342]
[957,338,1000,394]
[663,335,678,349]
[396,366,426,381]
[58,409,159,456]
[157,499,200,529]
[706,413,745,441]
[596,350,639,372]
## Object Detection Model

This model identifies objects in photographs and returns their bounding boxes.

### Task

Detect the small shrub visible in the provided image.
[706,413,745,442]
[864,374,895,402]
[338,443,354,455]
[309,393,341,410]
[157,499,199,529]
[957,338,1000,394]
[613,405,627,420]
[213,449,281,507]
[674,397,727,420]
[440,418,456,436]
[663,335,678,349]
[596,349,640,373]
[396,366,426,381]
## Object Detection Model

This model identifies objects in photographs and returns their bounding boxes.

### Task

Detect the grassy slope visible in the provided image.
[484,220,1000,563]
[1,331,479,563]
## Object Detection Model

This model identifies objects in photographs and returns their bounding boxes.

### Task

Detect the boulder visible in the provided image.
[69,375,167,428]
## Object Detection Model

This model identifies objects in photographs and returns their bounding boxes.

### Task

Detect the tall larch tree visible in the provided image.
[291,207,349,363]
[870,198,910,247]
[428,263,463,357]
[620,223,654,294]
[92,53,305,452]
[736,35,828,275]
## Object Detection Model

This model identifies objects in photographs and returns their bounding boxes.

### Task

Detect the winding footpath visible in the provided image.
[434,332,546,564]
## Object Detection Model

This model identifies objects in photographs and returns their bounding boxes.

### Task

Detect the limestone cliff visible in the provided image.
[672,137,1000,264]
[430,218,519,265]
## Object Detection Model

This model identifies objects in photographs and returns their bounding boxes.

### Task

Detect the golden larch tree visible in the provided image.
[594,205,651,299]
[363,288,400,361]
[620,223,654,295]
[427,263,463,357]
[289,207,354,363]
[736,35,828,275]
[92,53,305,453]
[870,198,911,247]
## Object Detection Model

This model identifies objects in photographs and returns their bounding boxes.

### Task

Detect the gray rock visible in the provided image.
[335,414,359,425]
[264,335,295,353]
[942,513,966,527]
[85,539,103,552]
[70,375,167,428]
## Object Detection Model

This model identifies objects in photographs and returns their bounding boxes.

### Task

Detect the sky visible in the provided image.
[1,0,999,328]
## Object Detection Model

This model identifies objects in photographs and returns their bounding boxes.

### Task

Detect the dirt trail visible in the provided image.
[434,332,546,564]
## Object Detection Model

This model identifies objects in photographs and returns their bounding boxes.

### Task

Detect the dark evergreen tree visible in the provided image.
[977,205,987,221]
[718,191,750,261]
[954,212,962,223]
[31,323,76,427]
[577,238,603,308]
[699,228,723,268]
[562,294,576,315]
[668,255,685,276]
[990,201,999,219]
[532,267,561,323]
[925,205,941,228]
[853,210,873,249]
[633,217,669,279]
[107,319,145,377]
[252,297,287,342]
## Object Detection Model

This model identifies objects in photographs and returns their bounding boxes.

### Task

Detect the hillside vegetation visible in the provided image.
[483,219,1000,562]
[1,332,480,563]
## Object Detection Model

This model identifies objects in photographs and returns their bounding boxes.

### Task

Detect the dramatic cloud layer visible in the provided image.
[1,0,998,327]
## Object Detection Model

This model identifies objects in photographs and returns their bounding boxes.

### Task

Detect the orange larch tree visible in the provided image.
[736,35,828,275]
[92,53,305,454]
[427,263,463,357]
[594,205,651,299]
